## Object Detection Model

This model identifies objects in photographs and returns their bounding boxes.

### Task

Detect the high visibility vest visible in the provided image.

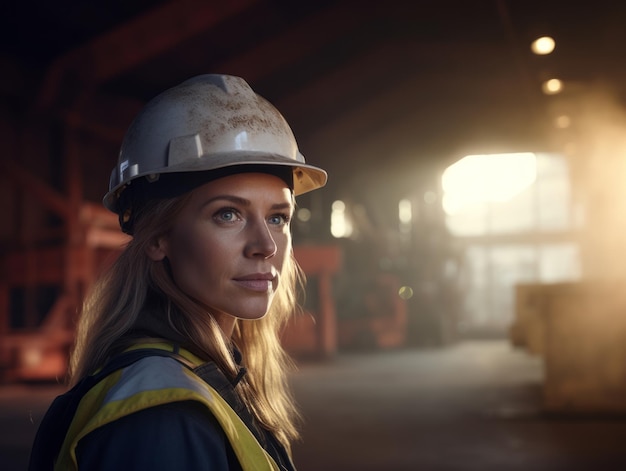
[55,343,280,471]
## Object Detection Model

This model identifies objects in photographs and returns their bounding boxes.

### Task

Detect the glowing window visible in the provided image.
[442,152,537,216]
[442,152,573,236]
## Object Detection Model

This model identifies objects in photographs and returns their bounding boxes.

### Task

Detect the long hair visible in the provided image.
[70,191,304,448]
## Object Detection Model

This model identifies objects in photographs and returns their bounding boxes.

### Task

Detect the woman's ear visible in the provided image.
[146,236,168,261]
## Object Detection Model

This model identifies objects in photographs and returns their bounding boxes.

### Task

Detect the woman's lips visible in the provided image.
[233,273,275,292]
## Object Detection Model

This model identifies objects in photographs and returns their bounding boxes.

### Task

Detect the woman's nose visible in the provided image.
[244,221,278,259]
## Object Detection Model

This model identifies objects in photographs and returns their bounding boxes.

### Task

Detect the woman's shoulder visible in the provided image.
[103,350,207,400]
[77,401,242,470]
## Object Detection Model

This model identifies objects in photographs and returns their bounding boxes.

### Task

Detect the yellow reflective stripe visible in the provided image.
[185,368,278,471]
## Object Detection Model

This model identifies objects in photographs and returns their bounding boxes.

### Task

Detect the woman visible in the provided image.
[31,74,327,471]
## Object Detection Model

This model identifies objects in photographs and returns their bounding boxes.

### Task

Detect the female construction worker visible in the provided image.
[29,74,327,471]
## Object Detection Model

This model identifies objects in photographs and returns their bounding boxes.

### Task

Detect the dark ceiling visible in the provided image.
[2,0,626,200]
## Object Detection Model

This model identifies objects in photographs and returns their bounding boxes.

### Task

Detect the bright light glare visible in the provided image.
[332,200,345,211]
[331,199,352,238]
[555,115,571,129]
[398,286,414,300]
[442,153,537,215]
[542,78,563,95]
[399,199,412,224]
[297,207,311,222]
[531,36,556,55]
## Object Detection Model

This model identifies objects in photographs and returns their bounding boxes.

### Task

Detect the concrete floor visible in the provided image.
[3,340,626,470]
[290,340,626,471]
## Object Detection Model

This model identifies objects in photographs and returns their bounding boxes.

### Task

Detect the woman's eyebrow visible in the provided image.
[203,195,250,207]
[201,195,293,210]
[270,201,295,211]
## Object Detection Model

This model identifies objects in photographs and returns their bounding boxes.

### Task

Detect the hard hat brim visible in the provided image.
[103,151,327,212]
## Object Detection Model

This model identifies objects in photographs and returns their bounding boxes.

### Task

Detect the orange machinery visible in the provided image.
[281,245,342,359]
[336,272,407,351]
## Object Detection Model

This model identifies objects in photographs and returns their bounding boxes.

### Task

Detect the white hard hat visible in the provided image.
[103,74,327,232]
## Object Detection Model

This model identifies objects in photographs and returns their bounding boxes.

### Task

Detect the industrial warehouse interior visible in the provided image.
[2,0,626,469]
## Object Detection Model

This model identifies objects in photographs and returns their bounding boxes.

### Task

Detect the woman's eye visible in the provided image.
[214,208,239,223]
[269,213,291,226]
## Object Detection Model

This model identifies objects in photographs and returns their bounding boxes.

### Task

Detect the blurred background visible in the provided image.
[3,0,626,469]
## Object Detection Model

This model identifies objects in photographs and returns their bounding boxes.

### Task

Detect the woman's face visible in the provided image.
[154,172,294,328]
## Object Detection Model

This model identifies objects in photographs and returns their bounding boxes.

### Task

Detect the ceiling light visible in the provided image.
[542,78,563,95]
[531,36,556,55]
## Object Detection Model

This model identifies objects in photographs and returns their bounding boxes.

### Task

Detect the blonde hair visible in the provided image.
[71,191,303,448]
